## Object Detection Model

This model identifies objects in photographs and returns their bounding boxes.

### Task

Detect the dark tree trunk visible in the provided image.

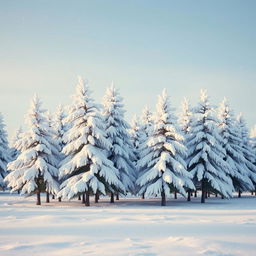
[82,193,85,204]
[194,190,197,197]
[208,192,211,197]
[95,193,99,203]
[221,195,224,199]
[190,192,193,196]
[36,192,41,205]
[85,191,90,207]
[52,195,55,199]
[78,194,81,200]
[58,197,61,202]
[142,193,145,199]
[161,191,166,206]
[174,191,177,199]
[187,191,191,202]
[238,190,241,198]
[46,192,50,203]
[110,192,114,203]
[201,180,206,203]
[205,191,208,199]
[215,193,218,197]
[116,194,119,200]
[251,191,254,195]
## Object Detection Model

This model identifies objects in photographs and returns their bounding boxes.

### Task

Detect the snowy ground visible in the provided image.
[0,193,256,256]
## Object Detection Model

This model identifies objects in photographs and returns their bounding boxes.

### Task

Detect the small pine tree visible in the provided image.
[0,113,11,190]
[218,99,254,196]
[102,85,136,199]
[236,114,256,193]
[137,89,195,206]
[187,91,234,203]
[5,95,60,204]
[58,77,123,206]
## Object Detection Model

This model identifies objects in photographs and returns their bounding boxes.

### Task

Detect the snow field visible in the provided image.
[0,193,256,256]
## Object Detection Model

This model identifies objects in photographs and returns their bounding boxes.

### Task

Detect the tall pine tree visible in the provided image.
[5,95,59,204]
[137,89,195,206]
[58,78,123,206]
[187,91,233,203]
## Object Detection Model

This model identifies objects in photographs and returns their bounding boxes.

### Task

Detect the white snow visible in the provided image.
[0,192,256,256]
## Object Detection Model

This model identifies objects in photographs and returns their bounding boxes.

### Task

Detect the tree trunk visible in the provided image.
[36,192,41,205]
[95,193,99,203]
[46,192,50,203]
[110,192,114,203]
[238,190,241,198]
[187,191,191,202]
[82,193,85,204]
[85,191,90,207]
[142,193,145,199]
[78,194,81,200]
[52,195,55,199]
[221,195,224,199]
[194,190,197,197]
[116,194,119,200]
[251,191,254,195]
[208,192,211,197]
[58,197,61,202]
[201,180,205,203]
[161,191,166,206]
[174,191,177,199]
[205,191,208,199]
[215,193,218,197]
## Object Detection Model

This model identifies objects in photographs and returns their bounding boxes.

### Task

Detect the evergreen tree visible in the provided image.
[136,106,153,198]
[102,85,136,200]
[187,91,234,203]
[0,113,10,190]
[250,125,256,156]
[5,95,59,204]
[218,98,254,196]
[137,89,195,206]
[236,114,256,193]
[58,77,123,206]
[179,98,194,200]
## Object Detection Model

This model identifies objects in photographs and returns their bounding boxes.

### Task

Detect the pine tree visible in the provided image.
[9,127,23,161]
[218,98,254,196]
[137,89,195,206]
[236,114,256,193]
[250,125,256,156]
[102,85,136,200]
[0,113,10,190]
[5,95,59,204]
[179,98,194,201]
[136,106,153,198]
[58,77,123,206]
[187,91,234,203]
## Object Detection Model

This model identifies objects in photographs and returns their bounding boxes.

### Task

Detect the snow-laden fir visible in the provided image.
[0,113,10,190]
[236,114,256,192]
[102,85,136,201]
[4,95,59,204]
[58,78,124,206]
[136,89,195,206]
[9,126,23,161]
[218,98,254,196]
[187,90,234,203]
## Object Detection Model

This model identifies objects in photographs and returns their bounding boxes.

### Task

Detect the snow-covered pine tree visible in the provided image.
[58,77,123,206]
[102,85,136,201]
[236,114,256,194]
[52,105,66,201]
[187,91,234,203]
[136,106,153,199]
[9,126,23,161]
[218,98,254,197]
[129,115,143,182]
[136,89,195,206]
[5,95,59,205]
[0,113,11,191]
[179,98,194,201]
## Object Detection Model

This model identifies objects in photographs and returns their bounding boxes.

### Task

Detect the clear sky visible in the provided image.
[0,0,256,136]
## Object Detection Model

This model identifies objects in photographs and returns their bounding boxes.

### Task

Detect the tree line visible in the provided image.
[1,77,256,206]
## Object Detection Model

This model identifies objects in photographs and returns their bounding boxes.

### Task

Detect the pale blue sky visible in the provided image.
[0,0,256,136]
